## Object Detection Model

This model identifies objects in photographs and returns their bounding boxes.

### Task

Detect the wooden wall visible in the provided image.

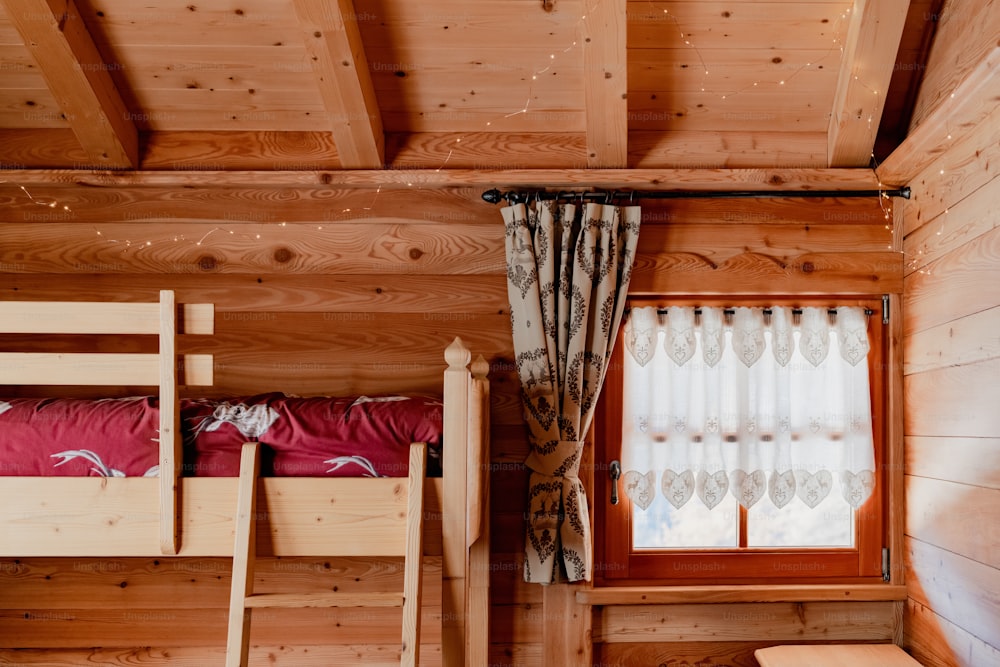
[0,179,902,665]
[898,0,1000,663]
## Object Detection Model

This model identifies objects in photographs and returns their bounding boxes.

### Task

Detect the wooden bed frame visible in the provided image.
[0,290,491,666]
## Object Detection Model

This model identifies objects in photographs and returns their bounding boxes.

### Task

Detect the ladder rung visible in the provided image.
[244,591,404,609]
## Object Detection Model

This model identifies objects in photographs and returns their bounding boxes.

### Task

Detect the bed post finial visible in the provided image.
[445,336,472,369]
[471,355,489,380]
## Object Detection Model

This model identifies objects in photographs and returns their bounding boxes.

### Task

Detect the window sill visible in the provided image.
[576,584,907,606]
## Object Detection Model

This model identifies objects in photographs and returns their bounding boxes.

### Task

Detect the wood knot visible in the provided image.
[408,248,424,260]
[273,247,293,263]
[197,255,217,271]
[768,174,785,186]
[801,261,815,273]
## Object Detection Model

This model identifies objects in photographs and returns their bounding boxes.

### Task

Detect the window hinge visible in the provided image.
[882,294,890,325]
[882,547,891,582]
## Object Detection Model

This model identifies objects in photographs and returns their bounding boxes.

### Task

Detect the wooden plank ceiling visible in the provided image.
[0,0,931,172]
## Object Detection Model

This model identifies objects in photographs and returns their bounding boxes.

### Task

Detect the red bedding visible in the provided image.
[0,394,443,478]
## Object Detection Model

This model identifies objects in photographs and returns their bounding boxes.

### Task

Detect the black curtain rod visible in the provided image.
[643,307,874,317]
[481,186,910,205]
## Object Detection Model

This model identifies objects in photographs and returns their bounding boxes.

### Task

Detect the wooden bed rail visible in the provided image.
[0,290,215,555]
[466,354,491,666]
[442,337,491,667]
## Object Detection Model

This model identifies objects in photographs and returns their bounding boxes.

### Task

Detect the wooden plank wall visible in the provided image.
[0,180,899,664]
[898,0,1000,663]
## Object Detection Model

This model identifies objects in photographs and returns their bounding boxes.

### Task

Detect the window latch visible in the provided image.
[609,460,621,505]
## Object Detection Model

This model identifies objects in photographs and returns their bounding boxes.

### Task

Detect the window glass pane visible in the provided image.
[747,491,854,547]
[633,491,738,549]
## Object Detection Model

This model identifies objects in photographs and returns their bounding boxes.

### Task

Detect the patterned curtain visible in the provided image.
[503,199,641,583]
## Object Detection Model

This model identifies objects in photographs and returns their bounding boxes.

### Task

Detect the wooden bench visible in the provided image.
[755,644,923,666]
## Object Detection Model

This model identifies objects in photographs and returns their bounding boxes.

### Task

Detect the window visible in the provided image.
[594,297,887,584]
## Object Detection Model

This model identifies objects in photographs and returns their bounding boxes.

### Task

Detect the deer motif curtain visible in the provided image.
[621,306,876,515]
[503,199,641,584]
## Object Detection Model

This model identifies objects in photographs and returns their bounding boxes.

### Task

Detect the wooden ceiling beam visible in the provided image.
[3,168,882,191]
[583,0,628,168]
[877,46,1000,185]
[292,0,384,169]
[0,0,138,169]
[827,0,910,167]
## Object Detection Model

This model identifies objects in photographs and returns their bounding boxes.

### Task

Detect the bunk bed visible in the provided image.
[0,291,491,666]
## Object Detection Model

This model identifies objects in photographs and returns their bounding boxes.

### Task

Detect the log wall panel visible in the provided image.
[0,645,443,666]
[902,169,1000,277]
[0,607,441,647]
[0,184,900,662]
[0,185,493,224]
[905,476,1000,569]
[898,103,1000,238]
[902,224,1000,337]
[592,600,902,666]
[904,436,1000,490]
[0,557,440,610]
[904,599,1000,667]
[597,602,896,643]
[905,537,1000,651]
[904,359,1000,438]
[0,222,505,275]
[0,274,510,314]
[903,305,1000,375]
[901,20,1000,662]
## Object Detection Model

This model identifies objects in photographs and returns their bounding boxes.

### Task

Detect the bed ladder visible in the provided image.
[224,442,427,667]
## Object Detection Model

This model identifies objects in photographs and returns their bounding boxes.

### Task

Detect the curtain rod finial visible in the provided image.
[482,189,503,204]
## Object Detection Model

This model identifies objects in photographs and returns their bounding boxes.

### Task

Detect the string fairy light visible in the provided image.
[901,108,959,277]
[0,182,74,215]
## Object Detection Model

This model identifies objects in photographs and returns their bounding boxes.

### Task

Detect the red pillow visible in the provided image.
[180,394,284,477]
[0,397,159,476]
[264,395,444,477]
[181,394,443,477]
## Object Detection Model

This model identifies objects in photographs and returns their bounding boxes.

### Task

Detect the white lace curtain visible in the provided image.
[621,306,875,513]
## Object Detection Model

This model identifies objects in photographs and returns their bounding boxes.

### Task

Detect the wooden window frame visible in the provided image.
[594,295,889,586]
